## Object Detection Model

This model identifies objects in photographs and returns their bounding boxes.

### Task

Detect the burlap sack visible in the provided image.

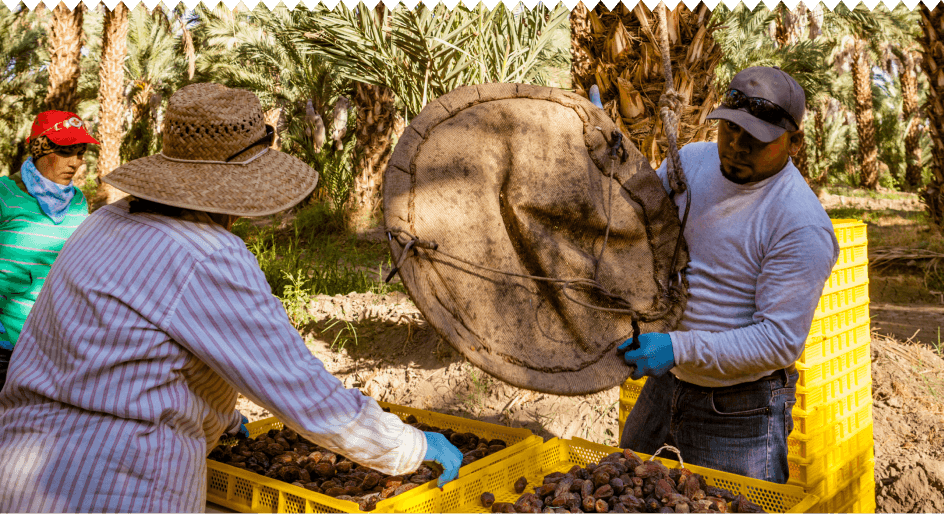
[384,83,688,395]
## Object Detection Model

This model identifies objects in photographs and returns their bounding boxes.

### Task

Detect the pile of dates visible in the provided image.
[483,449,765,513]
[208,415,509,511]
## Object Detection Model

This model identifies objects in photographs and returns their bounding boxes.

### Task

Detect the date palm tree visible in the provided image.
[95,3,129,205]
[824,4,912,190]
[289,2,569,224]
[919,4,944,225]
[569,2,721,167]
[43,2,85,113]
[0,4,47,174]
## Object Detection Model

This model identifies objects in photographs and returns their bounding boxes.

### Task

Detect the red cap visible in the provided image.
[28,110,100,145]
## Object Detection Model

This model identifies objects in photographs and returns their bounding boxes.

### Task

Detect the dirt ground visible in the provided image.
[234,189,944,513]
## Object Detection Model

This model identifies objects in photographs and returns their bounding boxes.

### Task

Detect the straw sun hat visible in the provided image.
[102,83,319,217]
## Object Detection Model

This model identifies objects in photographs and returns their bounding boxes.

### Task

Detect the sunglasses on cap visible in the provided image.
[721,89,799,132]
[34,116,86,140]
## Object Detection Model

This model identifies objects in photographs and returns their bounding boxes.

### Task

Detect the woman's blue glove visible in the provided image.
[617,332,675,380]
[237,413,250,438]
[589,85,603,109]
[423,431,463,487]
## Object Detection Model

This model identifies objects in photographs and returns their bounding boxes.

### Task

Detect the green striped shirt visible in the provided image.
[0,174,88,348]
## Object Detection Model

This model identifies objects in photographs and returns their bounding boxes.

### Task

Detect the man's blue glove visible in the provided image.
[423,431,463,487]
[589,85,603,109]
[237,413,250,438]
[617,332,675,381]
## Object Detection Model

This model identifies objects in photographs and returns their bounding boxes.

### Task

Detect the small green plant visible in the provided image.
[460,366,490,412]
[281,269,313,327]
[322,316,358,352]
[934,327,943,358]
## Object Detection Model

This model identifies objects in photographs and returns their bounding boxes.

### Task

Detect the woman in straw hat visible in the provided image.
[0,110,99,392]
[0,83,461,512]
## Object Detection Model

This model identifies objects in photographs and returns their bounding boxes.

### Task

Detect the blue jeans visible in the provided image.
[620,369,798,484]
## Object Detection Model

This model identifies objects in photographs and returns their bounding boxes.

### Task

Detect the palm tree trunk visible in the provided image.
[901,49,923,190]
[812,97,829,187]
[920,5,944,225]
[852,37,879,190]
[351,82,397,227]
[569,3,721,168]
[570,3,595,94]
[94,3,129,207]
[43,2,85,113]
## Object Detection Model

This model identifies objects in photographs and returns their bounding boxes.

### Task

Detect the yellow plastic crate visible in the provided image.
[831,220,867,248]
[617,376,647,436]
[796,359,872,412]
[810,467,874,513]
[788,424,873,487]
[807,301,870,340]
[788,402,872,460]
[792,385,871,436]
[821,263,869,296]
[798,447,874,500]
[391,438,819,513]
[797,336,870,390]
[206,402,542,513]
[812,284,869,323]
[799,322,869,368]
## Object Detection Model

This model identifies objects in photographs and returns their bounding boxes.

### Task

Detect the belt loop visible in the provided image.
[780,366,789,385]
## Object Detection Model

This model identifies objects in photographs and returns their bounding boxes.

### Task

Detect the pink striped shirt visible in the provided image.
[0,199,426,512]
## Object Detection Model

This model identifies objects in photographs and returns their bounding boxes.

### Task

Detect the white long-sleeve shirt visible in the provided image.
[0,199,426,512]
[657,142,839,388]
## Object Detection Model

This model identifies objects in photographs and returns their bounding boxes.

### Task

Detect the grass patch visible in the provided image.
[234,201,404,328]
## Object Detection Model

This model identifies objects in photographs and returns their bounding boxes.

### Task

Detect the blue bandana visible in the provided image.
[20,156,77,224]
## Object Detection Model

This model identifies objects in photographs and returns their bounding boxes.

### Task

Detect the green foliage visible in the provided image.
[234,201,404,327]
[0,5,47,175]
[711,4,831,105]
[299,2,570,119]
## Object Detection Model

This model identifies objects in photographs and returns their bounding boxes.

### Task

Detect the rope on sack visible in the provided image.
[386,5,692,343]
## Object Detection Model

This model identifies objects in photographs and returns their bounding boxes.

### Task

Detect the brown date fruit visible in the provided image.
[595,498,610,513]
[392,483,419,496]
[549,492,574,508]
[534,483,555,497]
[303,482,322,493]
[490,502,515,513]
[582,495,597,512]
[336,460,354,473]
[594,484,614,500]
[609,478,625,495]
[514,476,528,494]
[324,487,346,497]
[312,462,335,478]
[481,492,496,507]
[362,473,381,490]
[580,479,595,499]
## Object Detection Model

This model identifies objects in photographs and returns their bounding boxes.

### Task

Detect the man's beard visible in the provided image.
[720,162,752,185]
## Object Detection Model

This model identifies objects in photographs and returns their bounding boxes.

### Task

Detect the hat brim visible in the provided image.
[45,126,101,146]
[707,106,787,143]
[101,149,319,217]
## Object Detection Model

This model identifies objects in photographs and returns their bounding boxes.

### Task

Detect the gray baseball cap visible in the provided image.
[708,66,806,143]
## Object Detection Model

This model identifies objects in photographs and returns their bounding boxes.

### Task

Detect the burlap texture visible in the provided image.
[384,83,688,395]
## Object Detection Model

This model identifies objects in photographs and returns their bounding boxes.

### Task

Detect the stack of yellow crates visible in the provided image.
[618,219,874,513]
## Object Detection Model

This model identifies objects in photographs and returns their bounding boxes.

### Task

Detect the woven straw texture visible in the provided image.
[384,83,689,395]
[102,83,319,217]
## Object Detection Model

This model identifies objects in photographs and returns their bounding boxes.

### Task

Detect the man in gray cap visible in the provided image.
[615,66,840,483]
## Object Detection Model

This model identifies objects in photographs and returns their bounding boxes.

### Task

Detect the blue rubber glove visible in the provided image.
[617,332,675,381]
[423,431,462,487]
[237,412,250,438]
[589,85,603,109]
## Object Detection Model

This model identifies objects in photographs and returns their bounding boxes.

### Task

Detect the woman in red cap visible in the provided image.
[0,110,99,391]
